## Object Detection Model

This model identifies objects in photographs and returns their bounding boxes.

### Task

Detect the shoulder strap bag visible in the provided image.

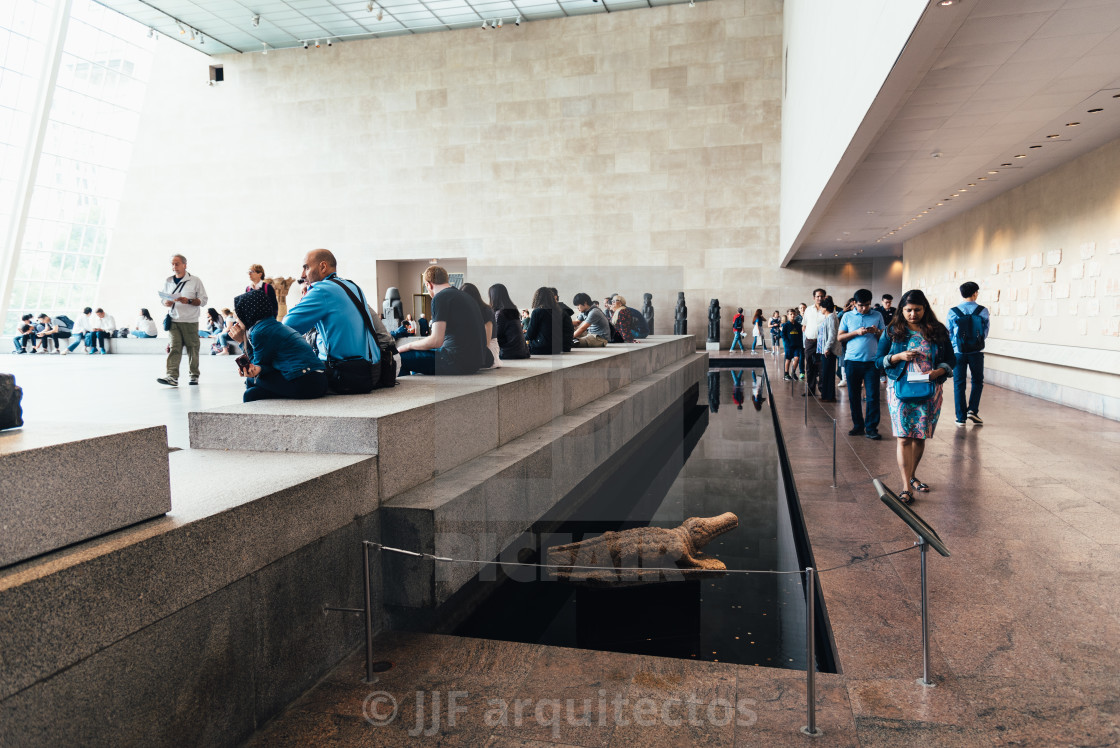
[163,276,189,331]
[327,278,395,392]
[893,341,937,403]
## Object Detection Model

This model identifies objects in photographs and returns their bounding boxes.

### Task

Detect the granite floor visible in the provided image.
[243,350,1119,747]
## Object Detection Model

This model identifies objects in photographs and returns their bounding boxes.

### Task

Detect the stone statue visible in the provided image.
[707,370,720,413]
[0,373,23,431]
[267,277,296,320]
[707,299,720,343]
[674,292,687,335]
[547,513,739,587]
[642,293,654,334]
[382,287,404,327]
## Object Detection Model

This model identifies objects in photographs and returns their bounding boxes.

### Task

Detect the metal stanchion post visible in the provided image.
[363,541,377,684]
[801,567,822,738]
[831,419,837,488]
[918,539,934,687]
[803,380,808,425]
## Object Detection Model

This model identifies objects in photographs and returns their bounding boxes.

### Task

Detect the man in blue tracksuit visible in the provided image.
[946,281,990,426]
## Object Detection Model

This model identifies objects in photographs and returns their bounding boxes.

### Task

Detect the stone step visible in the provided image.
[0,448,377,708]
[0,423,172,568]
[380,352,707,609]
[188,335,695,501]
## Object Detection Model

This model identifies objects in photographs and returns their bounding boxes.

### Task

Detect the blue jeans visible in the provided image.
[953,352,984,421]
[132,331,154,338]
[244,368,328,402]
[843,359,881,433]
[730,331,744,351]
[398,349,436,376]
[751,334,767,351]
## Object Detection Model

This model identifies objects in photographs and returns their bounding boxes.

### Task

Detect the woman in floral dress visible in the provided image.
[876,289,956,504]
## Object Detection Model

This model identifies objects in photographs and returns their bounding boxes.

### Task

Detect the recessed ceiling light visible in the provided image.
[938,0,954,5]
[987,170,998,174]
[951,193,959,197]
[1046,134,1060,138]
[1087,108,1103,113]
[936,202,943,206]
[959,188,968,192]
[1014,154,1026,158]
[978,177,987,181]
[1066,122,1080,127]
[1029,145,1042,149]
[1000,163,1012,167]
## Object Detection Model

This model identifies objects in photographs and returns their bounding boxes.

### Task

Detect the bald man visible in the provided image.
[283,249,382,392]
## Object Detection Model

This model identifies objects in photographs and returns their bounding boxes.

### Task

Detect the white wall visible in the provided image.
[779,0,926,261]
[903,136,1120,420]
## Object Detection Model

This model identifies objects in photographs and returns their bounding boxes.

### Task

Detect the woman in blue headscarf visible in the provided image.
[228,289,327,403]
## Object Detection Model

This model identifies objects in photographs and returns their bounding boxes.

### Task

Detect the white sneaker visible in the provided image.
[838,380,847,388]
[955,420,966,427]
[60,349,68,355]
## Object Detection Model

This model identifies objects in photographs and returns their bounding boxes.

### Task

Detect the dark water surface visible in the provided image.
[454,368,820,671]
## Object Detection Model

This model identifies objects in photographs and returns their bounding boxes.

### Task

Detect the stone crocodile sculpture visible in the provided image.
[547,512,739,587]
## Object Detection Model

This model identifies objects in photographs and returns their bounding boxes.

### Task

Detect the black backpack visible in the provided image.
[628,306,649,339]
[954,305,986,353]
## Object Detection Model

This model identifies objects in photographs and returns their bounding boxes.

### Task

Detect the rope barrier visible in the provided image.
[366,541,919,575]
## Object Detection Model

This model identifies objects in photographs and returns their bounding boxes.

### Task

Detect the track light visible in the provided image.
[497,17,503,27]
[302,40,309,49]
[515,15,521,25]
[326,38,332,46]
[377,8,383,20]
[261,42,268,54]
[689,0,695,6]
[199,34,205,44]
[147,27,155,38]
[314,39,320,48]
[251,14,260,27]
[189,28,196,40]
[481,20,487,28]
[177,22,185,34]
[491,19,497,28]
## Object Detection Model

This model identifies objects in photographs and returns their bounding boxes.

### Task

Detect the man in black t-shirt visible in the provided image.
[397,266,485,375]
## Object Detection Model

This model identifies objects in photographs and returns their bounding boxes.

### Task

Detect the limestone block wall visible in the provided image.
[95,0,874,347]
[902,136,1120,419]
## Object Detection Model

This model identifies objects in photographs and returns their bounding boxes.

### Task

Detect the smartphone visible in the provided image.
[236,354,250,373]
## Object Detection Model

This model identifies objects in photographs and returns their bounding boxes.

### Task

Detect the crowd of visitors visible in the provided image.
[13,252,990,503]
[757,282,987,504]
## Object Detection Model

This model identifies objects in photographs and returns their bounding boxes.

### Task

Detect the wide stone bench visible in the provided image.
[0,423,171,567]
[0,448,377,746]
[101,336,241,354]
[189,335,695,500]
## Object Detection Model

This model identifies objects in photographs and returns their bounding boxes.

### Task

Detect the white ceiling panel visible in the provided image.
[94,0,697,51]
[796,0,1120,261]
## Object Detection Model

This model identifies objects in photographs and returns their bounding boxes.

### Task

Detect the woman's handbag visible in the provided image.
[894,343,938,402]
[162,313,173,331]
[894,377,935,403]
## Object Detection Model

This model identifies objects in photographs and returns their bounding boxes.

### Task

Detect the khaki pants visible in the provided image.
[573,334,607,348]
[167,321,201,380]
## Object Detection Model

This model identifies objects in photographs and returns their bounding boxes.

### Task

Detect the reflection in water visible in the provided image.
[751,370,765,411]
[731,369,744,409]
[708,370,721,412]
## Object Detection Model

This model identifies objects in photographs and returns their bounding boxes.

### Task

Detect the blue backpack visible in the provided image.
[954,305,986,353]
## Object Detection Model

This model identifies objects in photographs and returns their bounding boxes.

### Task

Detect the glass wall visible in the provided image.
[1,0,153,335]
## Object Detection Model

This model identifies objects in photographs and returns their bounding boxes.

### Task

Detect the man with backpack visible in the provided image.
[947,281,989,426]
[730,308,745,351]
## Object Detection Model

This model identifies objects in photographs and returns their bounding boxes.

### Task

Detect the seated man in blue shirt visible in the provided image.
[283,249,381,392]
[837,288,885,439]
[396,265,485,375]
[946,281,990,426]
